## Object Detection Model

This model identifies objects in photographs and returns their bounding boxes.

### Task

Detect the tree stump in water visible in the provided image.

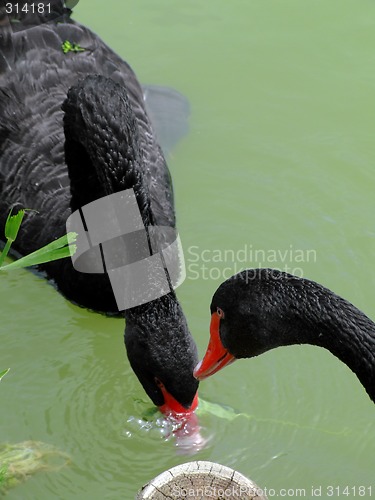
[137,461,267,499]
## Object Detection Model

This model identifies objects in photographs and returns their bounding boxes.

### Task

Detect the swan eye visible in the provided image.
[217,307,225,319]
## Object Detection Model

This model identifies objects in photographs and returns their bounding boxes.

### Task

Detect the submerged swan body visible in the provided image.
[194,268,375,403]
[0,1,198,414]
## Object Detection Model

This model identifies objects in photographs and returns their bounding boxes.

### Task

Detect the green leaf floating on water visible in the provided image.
[0,369,10,382]
[196,397,351,437]
[0,232,77,271]
[197,398,251,422]
[138,397,250,423]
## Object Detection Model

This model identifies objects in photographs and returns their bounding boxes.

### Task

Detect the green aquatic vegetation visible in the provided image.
[0,369,9,382]
[0,209,26,267]
[0,441,70,493]
[0,463,7,489]
[1,232,77,271]
[61,40,86,54]
[0,209,77,271]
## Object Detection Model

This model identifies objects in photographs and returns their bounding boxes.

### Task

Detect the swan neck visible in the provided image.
[62,76,152,226]
[295,293,375,402]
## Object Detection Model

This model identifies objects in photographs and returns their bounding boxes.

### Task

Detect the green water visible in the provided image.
[2,0,375,498]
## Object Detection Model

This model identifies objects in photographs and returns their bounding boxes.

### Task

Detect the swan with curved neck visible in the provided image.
[0,1,198,416]
[194,268,375,403]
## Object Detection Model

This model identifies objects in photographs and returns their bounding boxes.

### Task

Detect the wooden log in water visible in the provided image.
[137,460,267,499]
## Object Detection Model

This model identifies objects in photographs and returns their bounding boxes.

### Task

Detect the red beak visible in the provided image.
[193,311,236,380]
[158,383,199,419]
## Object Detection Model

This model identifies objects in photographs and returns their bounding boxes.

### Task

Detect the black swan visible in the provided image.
[194,268,375,403]
[0,1,198,415]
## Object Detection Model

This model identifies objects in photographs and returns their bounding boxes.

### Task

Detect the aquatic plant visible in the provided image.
[0,441,70,493]
[0,209,76,271]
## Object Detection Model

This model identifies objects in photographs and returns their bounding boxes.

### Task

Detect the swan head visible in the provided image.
[124,294,199,417]
[194,268,300,380]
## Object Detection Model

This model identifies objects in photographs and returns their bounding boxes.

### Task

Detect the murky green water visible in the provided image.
[2,0,375,498]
